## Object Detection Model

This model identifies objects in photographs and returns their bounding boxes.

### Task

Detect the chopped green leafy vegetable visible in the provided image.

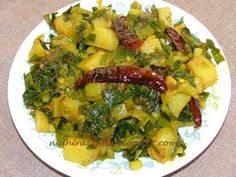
[43,12,57,30]
[82,101,112,140]
[132,85,160,113]
[206,39,225,64]
[181,27,202,50]
[103,85,133,108]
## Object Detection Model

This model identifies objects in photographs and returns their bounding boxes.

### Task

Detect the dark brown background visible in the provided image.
[0,0,236,176]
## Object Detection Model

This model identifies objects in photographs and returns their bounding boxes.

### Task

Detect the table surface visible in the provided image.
[1,0,236,176]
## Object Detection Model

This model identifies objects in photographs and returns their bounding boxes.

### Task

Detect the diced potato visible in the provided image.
[86,46,98,55]
[54,10,88,39]
[174,22,186,34]
[35,110,50,132]
[158,7,172,27]
[111,103,130,121]
[85,26,119,51]
[162,78,196,117]
[194,48,203,57]
[148,127,178,163]
[162,91,191,118]
[177,82,198,98]
[29,34,48,62]
[84,83,106,101]
[169,93,191,118]
[140,35,163,54]
[62,97,80,120]
[78,50,106,72]
[92,18,111,28]
[54,15,75,37]
[195,77,204,94]
[70,6,86,25]
[63,137,99,166]
[187,55,217,90]
[148,145,163,162]
[99,146,115,159]
[165,75,177,90]
[51,35,79,57]
[128,8,140,16]
[76,114,86,124]
[152,127,178,154]
[167,93,191,118]
[50,95,80,120]
[48,124,56,133]
[50,96,62,117]
[70,5,90,16]
[129,160,143,170]
[96,0,103,7]
[56,12,89,37]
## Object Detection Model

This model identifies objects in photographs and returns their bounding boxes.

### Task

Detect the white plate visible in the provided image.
[8,0,231,176]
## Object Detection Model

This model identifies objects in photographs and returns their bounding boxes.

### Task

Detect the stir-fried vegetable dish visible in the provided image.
[23,1,225,170]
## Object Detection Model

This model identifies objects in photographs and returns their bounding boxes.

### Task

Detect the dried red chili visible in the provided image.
[113,16,143,50]
[74,66,167,92]
[165,27,191,53]
[189,97,202,128]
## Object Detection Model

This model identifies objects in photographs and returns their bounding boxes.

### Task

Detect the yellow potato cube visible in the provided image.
[92,18,111,28]
[63,137,99,166]
[165,75,177,90]
[162,90,191,118]
[177,82,198,98]
[84,83,106,101]
[187,55,217,90]
[148,127,178,163]
[158,7,172,27]
[85,26,119,51]
[51,35,79,57]
[50,95,80,120]
[29,34,48,62]
[174,23,186,34]
[140,36,163,54]
[35,110,50,132]
[54,15,75,37]
[78,50,106,72]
